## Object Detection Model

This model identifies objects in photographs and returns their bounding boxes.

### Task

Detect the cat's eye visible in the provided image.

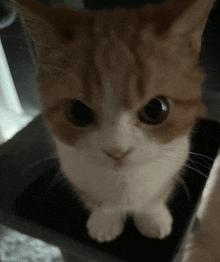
[66,100,95,127]
[138,97,169,125]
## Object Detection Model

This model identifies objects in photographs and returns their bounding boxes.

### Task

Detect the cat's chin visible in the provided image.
[94,162,128,172]
[83,159,128,172]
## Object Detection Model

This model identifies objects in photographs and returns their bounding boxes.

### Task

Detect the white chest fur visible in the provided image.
[53,135,189,213]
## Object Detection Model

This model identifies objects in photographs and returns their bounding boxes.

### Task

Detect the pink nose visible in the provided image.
[102,148,132,165]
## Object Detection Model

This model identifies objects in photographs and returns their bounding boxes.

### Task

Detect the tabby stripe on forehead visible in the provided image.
[82,59,101,104]
[82,69,93,102]
[136,75,146,101]
[123,72,140,109]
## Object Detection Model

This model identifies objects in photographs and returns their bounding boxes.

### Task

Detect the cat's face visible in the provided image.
[15,0,212,170]
[43,28,202,170]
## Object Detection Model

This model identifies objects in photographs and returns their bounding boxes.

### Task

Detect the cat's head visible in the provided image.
[14,0,214,169]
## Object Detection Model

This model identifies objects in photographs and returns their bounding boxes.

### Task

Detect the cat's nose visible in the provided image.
[102,147,132,165]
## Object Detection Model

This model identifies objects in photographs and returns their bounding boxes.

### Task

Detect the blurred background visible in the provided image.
[0,0,84,141]
[0,1,82,261]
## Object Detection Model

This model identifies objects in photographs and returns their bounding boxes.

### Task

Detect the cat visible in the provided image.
[13,0,214,243]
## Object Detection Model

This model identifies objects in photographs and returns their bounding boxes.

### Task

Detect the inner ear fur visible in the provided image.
[165,0,215,51]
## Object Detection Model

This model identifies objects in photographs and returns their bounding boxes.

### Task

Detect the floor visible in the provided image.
[0,225,63,262]
[0,16,40,115]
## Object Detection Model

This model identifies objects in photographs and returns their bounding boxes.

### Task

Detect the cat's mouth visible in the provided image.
[85,148,158,170]
[102,147,134,167]
[84,153,128,171]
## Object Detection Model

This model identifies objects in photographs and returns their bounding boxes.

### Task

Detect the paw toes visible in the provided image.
[87,211,124,243]
[134,206,173,239]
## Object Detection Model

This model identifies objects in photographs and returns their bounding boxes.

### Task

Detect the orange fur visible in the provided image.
[14,0,215,243]
[13,0,212,144]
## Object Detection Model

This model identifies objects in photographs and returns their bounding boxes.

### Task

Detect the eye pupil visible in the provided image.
[67,100,95,127]
[138,97,169,125]
[145,99,162,119]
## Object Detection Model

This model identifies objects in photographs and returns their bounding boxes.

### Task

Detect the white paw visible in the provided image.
[134,205,172,239]
[86,210,125,243]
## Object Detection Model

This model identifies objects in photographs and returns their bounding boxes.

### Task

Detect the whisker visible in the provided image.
[157,160,191,200]
[175,176,191,201]
[183,164,208,179]
[160,156,209,179]
[167,147,215,163]
[161,154,210,169]
[188,152,215,162]
[187,158,210,170]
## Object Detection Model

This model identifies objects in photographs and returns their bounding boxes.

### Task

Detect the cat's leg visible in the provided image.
[133,203,172,239]
[86,207,126,243]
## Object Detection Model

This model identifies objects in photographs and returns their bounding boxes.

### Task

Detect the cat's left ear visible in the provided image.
[11,0,63,42]
[11,0,91,56]
[11,0,70,57]
[167,0,216,51]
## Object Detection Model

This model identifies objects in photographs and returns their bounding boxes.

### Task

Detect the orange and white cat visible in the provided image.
[14,0,214,243]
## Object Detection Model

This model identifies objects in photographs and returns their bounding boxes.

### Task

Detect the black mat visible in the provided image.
[84,0,162,10]
[14,118,220,262]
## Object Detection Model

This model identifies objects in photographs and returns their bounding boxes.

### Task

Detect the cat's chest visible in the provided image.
[60,151,133,202]
[54,136,187,211]
[58,147,176,208]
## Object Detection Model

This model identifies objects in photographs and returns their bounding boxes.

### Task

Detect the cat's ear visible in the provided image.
[12,0,61,49]
[167,0,215,51]
[12,0,89,54]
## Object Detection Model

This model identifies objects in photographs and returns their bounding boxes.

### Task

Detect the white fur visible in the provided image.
[52,65,190,241]
[53,108,189,241]
[54,129,189,211]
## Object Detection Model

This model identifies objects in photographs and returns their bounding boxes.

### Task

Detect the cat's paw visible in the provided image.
[86,210,124,243]
[134,205,172,239]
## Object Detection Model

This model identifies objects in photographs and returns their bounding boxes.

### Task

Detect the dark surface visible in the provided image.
[84,0,163,9]
[83,0,220,16]
[15,119,220,262]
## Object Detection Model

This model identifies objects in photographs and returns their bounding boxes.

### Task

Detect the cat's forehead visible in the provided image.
[34,1,206,113]
[13,0,213,146]
[61,26,202,111]
[94,35,138,109]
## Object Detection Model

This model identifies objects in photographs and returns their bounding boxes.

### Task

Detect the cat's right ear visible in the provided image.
[166,0,216,52]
